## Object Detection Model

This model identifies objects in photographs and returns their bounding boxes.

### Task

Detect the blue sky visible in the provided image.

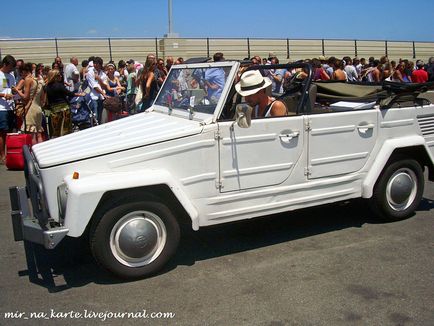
[1,0,434,41]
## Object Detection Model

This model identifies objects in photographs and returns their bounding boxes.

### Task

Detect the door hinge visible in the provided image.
[305,120,312,132]
[304,167,312,177]
[215,179,223,189]
[214,130,221,141]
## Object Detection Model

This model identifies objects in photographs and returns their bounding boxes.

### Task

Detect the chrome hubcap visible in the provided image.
[110,211,167,267]
[386,168,417,211]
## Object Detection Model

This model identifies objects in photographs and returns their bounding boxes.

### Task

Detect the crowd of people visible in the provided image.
[241,54,434,95]
[1,51,434,164]
[306,55,434,84]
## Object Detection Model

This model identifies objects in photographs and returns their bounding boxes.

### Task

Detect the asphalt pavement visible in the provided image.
[0,165,433,326]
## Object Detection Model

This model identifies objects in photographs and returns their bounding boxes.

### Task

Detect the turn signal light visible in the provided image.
[72,172,80,180]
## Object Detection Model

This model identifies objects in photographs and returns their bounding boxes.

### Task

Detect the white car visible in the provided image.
[10,61,434,279]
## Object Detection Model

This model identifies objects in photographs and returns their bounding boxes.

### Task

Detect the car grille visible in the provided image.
[23,146,50,227]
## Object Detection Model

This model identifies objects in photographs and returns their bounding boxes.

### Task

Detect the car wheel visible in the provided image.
[371,158,424,221]
[90,200,180,279]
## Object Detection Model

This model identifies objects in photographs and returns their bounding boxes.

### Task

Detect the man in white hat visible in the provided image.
[235,70,287,118]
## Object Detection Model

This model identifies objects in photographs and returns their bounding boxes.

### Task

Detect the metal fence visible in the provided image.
[1,37,434,65]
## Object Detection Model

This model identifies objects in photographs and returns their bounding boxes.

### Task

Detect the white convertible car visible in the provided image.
[10,60,434,279]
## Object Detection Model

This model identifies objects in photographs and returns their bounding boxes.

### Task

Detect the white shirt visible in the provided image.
[344,65,359,82]
[86,67,107,100]
[355,63,363,77]
[0,71,16,111]
[64,63,79,91]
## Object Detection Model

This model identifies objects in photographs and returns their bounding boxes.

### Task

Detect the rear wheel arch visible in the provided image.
[388,146,433,180]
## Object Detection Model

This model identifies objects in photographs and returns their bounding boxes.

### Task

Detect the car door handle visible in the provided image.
[279,131,299,142]
[357,123,375,132]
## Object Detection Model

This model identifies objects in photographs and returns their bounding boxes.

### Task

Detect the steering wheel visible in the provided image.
[283,73,303,93]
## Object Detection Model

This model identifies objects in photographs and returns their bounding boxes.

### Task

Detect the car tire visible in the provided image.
[370,158,424,221]
[90,200,180,279]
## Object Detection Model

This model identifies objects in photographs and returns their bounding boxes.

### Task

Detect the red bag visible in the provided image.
[116,111,129,119]
[5,133,32,170]
[107,110,128,122]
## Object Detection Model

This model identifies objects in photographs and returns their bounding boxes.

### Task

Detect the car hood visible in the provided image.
[33,111,204,168]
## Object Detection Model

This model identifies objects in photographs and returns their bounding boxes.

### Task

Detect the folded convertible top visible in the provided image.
[314,80,434,105]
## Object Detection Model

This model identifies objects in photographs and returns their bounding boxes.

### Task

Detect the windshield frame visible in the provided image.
[151,61,239,123]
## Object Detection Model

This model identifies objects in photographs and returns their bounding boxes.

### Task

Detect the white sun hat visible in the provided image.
[235,70,272,97]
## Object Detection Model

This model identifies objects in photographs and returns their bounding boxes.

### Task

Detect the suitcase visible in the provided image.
[5,133,32,170]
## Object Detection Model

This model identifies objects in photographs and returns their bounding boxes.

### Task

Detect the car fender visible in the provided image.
[362,135,432,198]
[63,170,199,237]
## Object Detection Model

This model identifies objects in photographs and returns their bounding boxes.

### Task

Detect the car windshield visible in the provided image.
[154,65,233,118]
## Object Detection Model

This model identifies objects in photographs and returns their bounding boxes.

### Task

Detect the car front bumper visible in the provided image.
[9,145,69,250]
[9,186,69,249]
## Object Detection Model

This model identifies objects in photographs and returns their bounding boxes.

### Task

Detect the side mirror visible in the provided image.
[233,104,253,128]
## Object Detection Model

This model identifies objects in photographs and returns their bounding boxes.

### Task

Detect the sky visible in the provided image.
[1,0,434,42]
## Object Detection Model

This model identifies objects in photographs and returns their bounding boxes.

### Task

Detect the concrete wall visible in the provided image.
[1,37,433,65]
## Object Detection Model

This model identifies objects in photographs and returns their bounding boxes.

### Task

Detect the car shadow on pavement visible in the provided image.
[169,199,377,266]
[18,197,434,292]
[18,238,117,292]
[418,197,434,211]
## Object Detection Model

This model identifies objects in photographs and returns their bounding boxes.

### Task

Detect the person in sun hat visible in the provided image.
[235,70,287,118]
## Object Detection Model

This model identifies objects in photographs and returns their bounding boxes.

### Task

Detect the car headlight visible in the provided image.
[57,183,68,222]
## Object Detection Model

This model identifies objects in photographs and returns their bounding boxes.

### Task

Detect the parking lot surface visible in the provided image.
[0,165,433,326]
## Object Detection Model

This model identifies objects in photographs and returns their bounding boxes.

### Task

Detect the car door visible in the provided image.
[218,116,304,192]
[307,110,378,179]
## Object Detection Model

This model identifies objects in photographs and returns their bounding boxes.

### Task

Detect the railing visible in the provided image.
[1,37,433,65]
